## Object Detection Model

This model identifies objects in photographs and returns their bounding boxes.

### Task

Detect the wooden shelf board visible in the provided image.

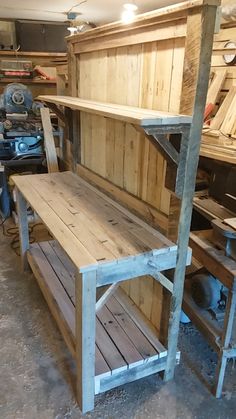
[37,95,192,127]
[0,78,56,85]
[190,230,236,290]
[0,51,67,58]
[27,240,169,389]
[193,196,235,221]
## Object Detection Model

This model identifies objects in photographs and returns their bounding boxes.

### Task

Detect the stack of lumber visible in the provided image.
[200,26,236,164]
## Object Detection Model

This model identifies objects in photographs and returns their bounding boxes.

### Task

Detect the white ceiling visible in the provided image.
[0,0,179,25]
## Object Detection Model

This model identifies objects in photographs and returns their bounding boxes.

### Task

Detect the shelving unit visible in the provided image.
[13,0,220,413]
[183,229,236,398]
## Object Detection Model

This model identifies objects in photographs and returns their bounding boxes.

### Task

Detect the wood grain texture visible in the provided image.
[40,107,59,173]
[13,171,176,273]
[62,1,217,336]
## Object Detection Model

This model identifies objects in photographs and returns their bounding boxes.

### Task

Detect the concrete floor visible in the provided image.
[1,229,236,419]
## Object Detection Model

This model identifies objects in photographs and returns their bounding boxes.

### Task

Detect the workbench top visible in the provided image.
[13,171,178,272]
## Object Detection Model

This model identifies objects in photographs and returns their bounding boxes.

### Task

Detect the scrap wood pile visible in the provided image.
[201,68,236,163]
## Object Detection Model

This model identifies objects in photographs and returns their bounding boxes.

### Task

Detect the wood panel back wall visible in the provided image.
[65,2,210,333]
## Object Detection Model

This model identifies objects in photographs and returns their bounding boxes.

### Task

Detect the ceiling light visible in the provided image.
[67,27,78,35]
[123,2,138,12]
[121,9,135,23]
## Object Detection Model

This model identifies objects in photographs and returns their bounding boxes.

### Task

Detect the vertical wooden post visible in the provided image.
[67,42,80,171]
[164,4,218,381]
[40,107,59,173]
[75,269,97,413]
[214,288,236,397]
[15,188,29,271]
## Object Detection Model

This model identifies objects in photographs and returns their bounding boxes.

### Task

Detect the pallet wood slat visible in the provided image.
[210,86,236,130]
[193,196,235,220]
[97,304,144,368]
[115,288,168,357]
[38,95,192,127]
[27,240,168,378]
[96,318,128,373]
[40,107,59,173]
[106,296,159,360]
[189,232,236,289]
[206,69,227,107]
[13,172,178,273]
[224,217,236,230]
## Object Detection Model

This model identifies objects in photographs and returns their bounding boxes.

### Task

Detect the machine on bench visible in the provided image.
[0,83,44,161]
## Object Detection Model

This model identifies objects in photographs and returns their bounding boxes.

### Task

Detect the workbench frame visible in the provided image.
[15,0,219,413]
[14,171,188,413]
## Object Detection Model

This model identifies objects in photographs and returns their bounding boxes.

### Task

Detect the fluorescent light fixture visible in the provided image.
[123,2,138,11]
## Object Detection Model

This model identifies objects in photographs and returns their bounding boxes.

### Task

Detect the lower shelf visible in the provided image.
[27,240,176,395]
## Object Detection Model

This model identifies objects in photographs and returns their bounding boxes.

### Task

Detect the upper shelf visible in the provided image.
[38,95,192,127]
[0,78,56,85]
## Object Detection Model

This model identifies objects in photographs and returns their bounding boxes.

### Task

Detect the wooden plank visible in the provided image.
[189,232,236,289]
[49,240,76,278]
[221,93,236,136]
[12,176,97,271]
[73,19,186,54]
[210,86,236,129]
[27,244,76,357]
[38,96,192,127]
[75,270,96,413]
[115,288,167,357]
[95,356,167,395]
[15,188,29,271]
[151,272,174,293]
[224,218,236,230]
[193,197,234,220]
[68,0,219,46]
[39,241,75,304]
[96,318,127,373]
[15,172,175,267]
[23,173,168,263]
[206,69,227,106]
[95,346,111,379]
[96,248,179,287]
[96,284,119,312]
[40,107,59,173]
[106,296,159,361]
[77,164,169,234]
[97,304,144,368]
[28,242,116,384]
[165,3,218,382]
[200,143,236,164]
[214,290,236,398]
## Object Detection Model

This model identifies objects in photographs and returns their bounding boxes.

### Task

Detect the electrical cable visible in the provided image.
[0,217,52,256]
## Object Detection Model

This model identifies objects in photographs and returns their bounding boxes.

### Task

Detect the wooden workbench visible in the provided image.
[13,0,220,412]
[13,171,188,412]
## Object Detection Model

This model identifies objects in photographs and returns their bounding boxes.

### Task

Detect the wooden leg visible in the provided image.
[75,270,97,413]
[214,289,236,397]
[164,5,218,382]
[215,352,227,398]
[15,188,29,271]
